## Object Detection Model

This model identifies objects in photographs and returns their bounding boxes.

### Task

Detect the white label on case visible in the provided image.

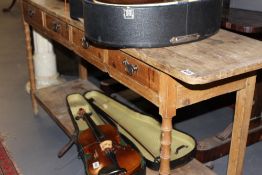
[123,7,134,19]
[92,161,100,169]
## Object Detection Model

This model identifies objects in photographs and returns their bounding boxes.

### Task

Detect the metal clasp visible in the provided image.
[170,33,200,44]
[52,21,61,33]
[27,9,35,18]
[81,37,89,49]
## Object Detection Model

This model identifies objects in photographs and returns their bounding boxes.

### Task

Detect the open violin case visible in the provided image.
[67,90,196,173]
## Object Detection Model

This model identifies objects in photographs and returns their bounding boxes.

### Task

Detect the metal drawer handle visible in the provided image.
[122,59,138,76]
[81,37,89,49]
[27,9,35,18]
[52,21,61,33]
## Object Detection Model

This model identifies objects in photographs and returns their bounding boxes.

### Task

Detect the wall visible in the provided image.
[230,0,262,11]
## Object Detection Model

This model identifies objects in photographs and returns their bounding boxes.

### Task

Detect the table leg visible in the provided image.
[159,73,177,175]
[23,21,38,114]
[79,58,88,80]
[2,0,17,12]
[227,75,256,175]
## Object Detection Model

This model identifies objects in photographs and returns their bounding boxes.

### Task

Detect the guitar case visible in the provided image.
[83,0,222,48]
[83,91,196,170]
[67,93,146,175]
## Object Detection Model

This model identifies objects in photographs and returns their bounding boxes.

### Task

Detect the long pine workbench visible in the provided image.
[21,0,262,174]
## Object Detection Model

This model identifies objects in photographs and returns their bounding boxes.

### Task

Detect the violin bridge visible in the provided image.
[100,140,113,151]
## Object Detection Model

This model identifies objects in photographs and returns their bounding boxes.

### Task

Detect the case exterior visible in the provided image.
[83,0,222,48]
[69,0,83,20]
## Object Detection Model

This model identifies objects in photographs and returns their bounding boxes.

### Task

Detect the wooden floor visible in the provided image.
[146,159,216,175]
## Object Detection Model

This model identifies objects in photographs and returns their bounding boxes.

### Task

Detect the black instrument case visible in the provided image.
[83,0,222,48]
[69,0,83,19]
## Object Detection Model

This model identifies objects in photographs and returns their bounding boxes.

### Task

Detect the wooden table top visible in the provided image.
[222,8,262,33]
[25,0,262,85]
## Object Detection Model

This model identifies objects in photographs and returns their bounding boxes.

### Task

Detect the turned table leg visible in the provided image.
[227,75,256,175]
[79,58,88,80]
[159,73,177,175]
[23,21,38,114]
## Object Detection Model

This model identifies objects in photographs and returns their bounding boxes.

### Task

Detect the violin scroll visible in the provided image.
[75,108,92,120]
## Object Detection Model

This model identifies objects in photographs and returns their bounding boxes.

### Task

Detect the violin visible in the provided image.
[76,107,142,175]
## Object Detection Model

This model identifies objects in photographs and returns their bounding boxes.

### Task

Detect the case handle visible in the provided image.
[122,59,138,76]
[81,37,89,49]
[52,21,61,33]
[27,9,35,18]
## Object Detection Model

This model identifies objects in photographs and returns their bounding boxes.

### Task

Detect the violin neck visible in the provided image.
[83,113,105,142]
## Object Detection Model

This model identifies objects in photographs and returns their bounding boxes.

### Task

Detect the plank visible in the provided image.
[34,79,99,136]
[147,159,216,175]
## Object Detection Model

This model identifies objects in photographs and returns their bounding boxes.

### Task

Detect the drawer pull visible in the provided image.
[52,21,61,33]
[81,37,89,49]
[122,59,138,76]
[27,9,35,17]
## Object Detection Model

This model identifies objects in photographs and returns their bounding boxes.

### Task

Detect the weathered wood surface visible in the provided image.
[24,0,82,29]
[124,31,262,85]
[24,0,262,85]
[147,159,216,175]
[34,79,99,136]
[222,8,262,33]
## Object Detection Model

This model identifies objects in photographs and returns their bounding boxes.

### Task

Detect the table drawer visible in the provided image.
[108,50,159,93]
[45,14,69,41]
[23,2,42,27]
[72,28,104,62]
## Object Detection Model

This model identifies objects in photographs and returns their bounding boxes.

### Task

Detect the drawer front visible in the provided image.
[108,50,159,92]
[72,27,104,63]
[45,14,69,41]
[23,2,42,27]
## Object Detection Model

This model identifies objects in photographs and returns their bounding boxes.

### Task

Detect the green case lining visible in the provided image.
[67,91,196,170]
[84,91,196,169]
